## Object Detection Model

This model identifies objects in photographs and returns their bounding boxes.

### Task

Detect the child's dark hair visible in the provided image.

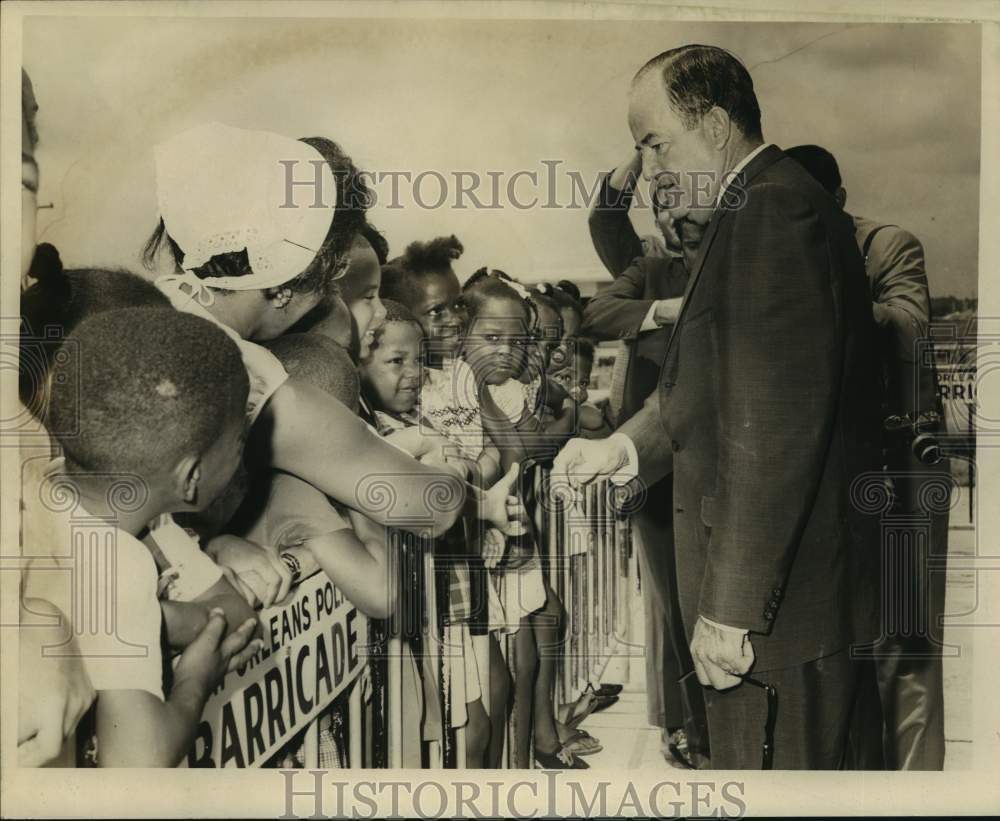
[359,222,390,265]
[555,279,581,302]
[540,281,584,325]
[47,307,248,475]
[266,333,360,412]
[142,136,372,299]
[381,235,463,303]
[382,299,420,326]
[527,286,565,340]
[574,337,595,361]
[462,267,535,327]
[368,300,422,355]
[20,265,170,415]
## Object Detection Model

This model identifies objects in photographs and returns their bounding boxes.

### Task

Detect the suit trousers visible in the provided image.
[701,650,882,769]
[874,503,949,770]
[632,478,709,754]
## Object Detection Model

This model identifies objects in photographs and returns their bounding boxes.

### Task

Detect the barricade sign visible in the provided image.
[185,572,368,767]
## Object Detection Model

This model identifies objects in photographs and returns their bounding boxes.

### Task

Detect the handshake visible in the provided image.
[551,434,633,489]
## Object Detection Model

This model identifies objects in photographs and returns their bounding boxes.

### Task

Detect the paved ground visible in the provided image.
[579,485,976,771]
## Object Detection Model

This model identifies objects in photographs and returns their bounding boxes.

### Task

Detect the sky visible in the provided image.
[25,16,981,297]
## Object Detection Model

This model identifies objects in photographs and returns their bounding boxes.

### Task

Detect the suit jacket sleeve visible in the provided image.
[867,228,932,421]
[616,389,674,488]
[700,183,843,634]
[868,226,930,344]
[580,261,654,341]
[588,172,643,277]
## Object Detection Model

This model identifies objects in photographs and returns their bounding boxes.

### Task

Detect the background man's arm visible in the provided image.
[588,168,644,278]
[868,226,930,339]
[581,262,654,340]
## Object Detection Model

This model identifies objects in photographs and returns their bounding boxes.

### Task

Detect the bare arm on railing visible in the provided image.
[263,378,523,539]
[158,576,258,649]
[229,471,396,618]
[479,381,577,473]
[96,612,260,767]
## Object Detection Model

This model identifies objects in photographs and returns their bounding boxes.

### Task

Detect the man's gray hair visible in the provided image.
[634,45,763,140]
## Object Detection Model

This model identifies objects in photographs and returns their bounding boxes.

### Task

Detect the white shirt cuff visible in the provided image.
[639,303,660,333]
[608,432,639,486]
[701,616,749,636]
[639,298,683,333]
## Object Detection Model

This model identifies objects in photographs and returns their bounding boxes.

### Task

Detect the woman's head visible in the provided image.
[338,234,386,360]
[381,235,467,359]
[360,300,424,415]
[144,126,372,340]
[460,269,534,387]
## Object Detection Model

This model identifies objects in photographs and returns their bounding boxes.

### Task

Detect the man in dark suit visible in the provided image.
[555,44,884,768]
[583,163,708,764]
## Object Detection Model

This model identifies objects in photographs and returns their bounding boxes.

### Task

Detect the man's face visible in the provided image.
[629,71,721,226]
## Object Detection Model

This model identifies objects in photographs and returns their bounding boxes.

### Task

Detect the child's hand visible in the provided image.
[174,610,261,688]
[206,535,293,609]
[482,462,527,537]
[480,527,506,569]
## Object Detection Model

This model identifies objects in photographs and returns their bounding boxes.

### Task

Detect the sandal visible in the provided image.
[534,743,590,769]
[559,727,603,756]
[590,693,619,714]
[579,683,619,717]
[558,689,596,729]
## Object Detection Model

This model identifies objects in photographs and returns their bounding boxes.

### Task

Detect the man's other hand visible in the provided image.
[690,616,755,690]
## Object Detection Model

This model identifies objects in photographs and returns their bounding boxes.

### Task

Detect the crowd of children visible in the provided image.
[17,71,619,769]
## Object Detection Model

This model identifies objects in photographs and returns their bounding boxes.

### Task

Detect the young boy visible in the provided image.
[23,306,260,767]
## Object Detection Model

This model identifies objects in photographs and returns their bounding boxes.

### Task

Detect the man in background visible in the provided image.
[787,144,949,770]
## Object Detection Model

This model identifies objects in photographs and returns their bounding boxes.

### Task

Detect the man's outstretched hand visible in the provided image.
[690,616,755,690]
[552,436,630,490]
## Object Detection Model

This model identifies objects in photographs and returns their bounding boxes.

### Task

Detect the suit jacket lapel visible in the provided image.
[661,145,786,372]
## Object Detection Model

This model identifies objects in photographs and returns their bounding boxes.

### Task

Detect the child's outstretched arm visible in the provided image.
[96,611,259,767]
[263,379,521,538]
[478,385,576,471]
[159,575,258,649]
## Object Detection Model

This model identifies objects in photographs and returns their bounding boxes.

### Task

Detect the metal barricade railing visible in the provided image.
[186,468,632,770]
[184,570,369,768]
